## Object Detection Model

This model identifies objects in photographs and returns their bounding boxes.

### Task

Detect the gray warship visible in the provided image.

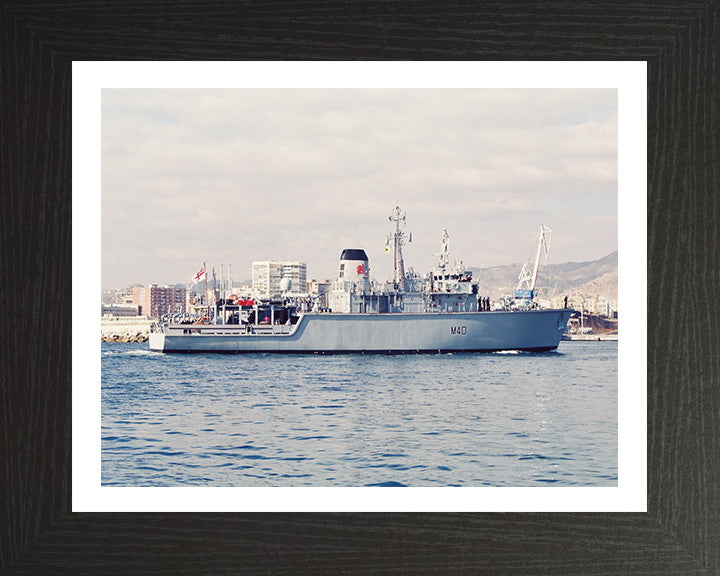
[149,206,571,354]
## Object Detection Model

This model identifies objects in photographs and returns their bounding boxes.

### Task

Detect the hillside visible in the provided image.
[469,250,618,301]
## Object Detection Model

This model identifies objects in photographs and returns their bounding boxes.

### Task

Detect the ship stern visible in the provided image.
[148,331,166,352]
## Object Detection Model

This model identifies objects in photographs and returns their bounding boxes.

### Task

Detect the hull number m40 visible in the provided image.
[450,326,467,335]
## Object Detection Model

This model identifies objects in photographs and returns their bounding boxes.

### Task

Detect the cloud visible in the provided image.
[102,89,617,288]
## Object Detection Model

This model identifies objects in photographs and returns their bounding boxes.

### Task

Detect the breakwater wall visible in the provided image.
[101,317,152,343]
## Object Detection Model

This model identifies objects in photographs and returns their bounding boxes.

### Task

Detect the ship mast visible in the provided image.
[438,228,450,272]
[388,204,409,291]
[203,260,208,322]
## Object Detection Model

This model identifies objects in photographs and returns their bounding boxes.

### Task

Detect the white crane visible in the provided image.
[515,224,551,305]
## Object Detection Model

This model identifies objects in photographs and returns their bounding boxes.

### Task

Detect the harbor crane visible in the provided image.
[515,224,551,306]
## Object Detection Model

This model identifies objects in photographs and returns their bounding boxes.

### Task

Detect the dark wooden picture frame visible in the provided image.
[2,2,718,574]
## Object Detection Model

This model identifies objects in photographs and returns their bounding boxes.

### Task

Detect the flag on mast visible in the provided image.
[192,265,206,284]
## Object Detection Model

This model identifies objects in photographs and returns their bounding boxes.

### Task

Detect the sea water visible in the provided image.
[101,341,617,487]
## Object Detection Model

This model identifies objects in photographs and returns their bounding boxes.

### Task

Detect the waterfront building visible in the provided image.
[307,279,332,309]
[132,286,145,309]
[233,284,254,298]
[102,304,141,317]
[142,284,187,318]
[252,261,307,297]
[115,288,135,305]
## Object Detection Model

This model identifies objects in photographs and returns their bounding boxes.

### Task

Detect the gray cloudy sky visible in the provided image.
[102,89,617,289]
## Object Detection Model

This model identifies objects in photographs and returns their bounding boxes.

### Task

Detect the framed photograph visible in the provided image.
[3,2,717,574]
[77,62,641,514]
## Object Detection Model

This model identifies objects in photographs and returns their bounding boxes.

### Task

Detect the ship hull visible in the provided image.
[149,309,572,354]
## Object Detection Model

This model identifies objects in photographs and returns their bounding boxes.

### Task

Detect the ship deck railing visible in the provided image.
[163,322,296,336]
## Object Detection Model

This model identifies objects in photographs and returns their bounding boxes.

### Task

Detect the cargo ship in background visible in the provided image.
[149,206,572,354]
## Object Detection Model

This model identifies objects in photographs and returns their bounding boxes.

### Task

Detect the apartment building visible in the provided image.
[252,261,307,297]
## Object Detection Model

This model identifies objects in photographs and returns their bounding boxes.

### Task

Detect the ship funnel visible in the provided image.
[339,248,370,291]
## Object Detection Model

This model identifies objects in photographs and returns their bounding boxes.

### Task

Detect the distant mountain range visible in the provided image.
[469,250,618,300]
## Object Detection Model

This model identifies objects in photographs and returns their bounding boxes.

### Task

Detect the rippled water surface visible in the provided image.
[101,342,617,486]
